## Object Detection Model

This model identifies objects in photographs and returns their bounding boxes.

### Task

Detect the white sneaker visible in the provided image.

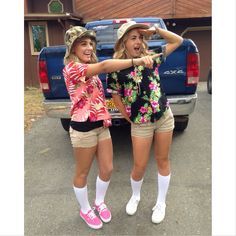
[151,203,166,224]
[126,197,140,215]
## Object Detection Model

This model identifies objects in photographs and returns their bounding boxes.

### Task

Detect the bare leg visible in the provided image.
[152,130,173,223]
[154,130,173,176]
[131,135,153,180]
[73,146,97,214]
[95,138,113,205]
[96,138,113,181]
[126,135,153,215]
[73,146,97,187]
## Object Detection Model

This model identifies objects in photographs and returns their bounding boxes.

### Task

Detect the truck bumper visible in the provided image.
[43,99,71,118]
[43,93,197,119]
[167,93,197,116]
[107,93,198,118]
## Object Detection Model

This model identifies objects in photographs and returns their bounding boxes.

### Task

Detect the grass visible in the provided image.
[24,87,45,131]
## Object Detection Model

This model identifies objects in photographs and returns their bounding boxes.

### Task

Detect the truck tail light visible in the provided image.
[186,53,200,85]
[38,60,50,92]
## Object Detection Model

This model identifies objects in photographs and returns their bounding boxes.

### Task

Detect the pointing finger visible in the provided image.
[151,53,163,60]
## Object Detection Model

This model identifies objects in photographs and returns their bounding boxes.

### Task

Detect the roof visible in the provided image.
[24,13,82,21]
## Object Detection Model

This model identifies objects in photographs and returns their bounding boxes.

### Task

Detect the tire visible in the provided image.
[174,116,189,132]
[207,69,212,94]
[60,118,71,132]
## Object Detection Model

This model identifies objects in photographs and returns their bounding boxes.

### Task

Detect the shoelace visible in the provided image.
[97,203,107,213]
[87,210,96,220]
[130,198,139,204]
[152,204,164,212]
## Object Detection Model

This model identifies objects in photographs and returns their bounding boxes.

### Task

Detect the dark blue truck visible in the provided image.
[38,17,199,132]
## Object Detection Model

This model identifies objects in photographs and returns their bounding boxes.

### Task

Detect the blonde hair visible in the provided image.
[64,37,98,65]
[113,32,150,59]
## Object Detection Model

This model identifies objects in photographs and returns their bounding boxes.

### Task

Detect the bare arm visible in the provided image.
[112,94,132,123]
[155,27,183,56]
[85,54,162,77]
[139,26,183,57]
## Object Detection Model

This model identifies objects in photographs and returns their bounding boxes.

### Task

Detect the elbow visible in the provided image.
[178,36,184,46]
[173,37,183,49]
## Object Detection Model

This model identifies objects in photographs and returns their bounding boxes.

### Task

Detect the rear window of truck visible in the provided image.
[87,22,162,44]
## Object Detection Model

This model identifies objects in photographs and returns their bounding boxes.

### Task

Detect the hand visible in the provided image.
[138,26,156,37]
[103,119,112,127]
[134,53,162,68]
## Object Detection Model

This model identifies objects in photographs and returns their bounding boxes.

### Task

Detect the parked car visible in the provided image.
[207,67,212,94]
[38,17,200,132]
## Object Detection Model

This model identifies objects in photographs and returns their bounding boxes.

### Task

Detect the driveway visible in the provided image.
[25,82,211,235]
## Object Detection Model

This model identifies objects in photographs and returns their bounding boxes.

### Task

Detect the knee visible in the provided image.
[156,156,170,169]
[73,172,88,187]
[100,164,113,179]
[132,164,146,179]
[104,164,113,177]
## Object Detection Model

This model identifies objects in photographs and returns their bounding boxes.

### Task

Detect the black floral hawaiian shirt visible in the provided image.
[106,54,169,124]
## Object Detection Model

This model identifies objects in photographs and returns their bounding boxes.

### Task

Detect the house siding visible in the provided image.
[24,0,211,87]
[74,0,211,22]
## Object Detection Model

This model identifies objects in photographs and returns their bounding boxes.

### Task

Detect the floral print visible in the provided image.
[63,62,111,127]
[106,54,169,124]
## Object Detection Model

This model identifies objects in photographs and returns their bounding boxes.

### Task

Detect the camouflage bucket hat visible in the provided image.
[64,26,96,61]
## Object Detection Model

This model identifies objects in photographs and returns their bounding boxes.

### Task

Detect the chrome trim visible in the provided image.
[43,99,71,118]
[43,93,197,119]
[167,93,197,116]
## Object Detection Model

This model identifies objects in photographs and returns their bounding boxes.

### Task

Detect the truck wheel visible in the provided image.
[174,116,189,132]
[60,118,71,132]
[207,68,212,94]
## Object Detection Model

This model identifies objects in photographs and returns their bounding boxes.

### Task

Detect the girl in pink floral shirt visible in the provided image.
[63,62,111,127]
[63,26,159,230]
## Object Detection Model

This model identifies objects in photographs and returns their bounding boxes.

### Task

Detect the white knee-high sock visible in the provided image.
[156,173,171,205]
[95,176,110,206]
[131,177,143,200]
[73,185,91,214]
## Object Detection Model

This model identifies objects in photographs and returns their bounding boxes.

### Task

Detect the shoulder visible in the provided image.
[65,61,88,69]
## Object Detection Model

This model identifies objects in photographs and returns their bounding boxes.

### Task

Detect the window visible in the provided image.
[87,22,162,44]
[28,22,49,55]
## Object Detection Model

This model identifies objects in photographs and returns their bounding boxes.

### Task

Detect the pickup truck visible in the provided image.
[38,17,199,132]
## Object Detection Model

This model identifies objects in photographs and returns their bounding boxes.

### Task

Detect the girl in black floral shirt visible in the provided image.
[107,21,183,224]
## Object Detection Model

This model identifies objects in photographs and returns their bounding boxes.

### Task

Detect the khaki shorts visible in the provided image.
[131,108,175,138]
[69,126,111,148]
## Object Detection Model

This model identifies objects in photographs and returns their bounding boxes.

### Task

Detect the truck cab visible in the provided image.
[38,17,199,132]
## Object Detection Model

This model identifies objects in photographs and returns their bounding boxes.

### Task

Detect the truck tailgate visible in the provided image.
[40,46,69,99]
[150,40,197,95]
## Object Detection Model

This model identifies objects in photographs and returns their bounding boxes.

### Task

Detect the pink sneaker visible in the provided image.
[80,209,103,229]
[94,202,112,223]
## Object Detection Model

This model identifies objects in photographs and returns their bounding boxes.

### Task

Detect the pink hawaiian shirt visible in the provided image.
[63,62,111,126]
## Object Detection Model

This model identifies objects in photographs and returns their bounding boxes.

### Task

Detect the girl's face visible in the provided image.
[73,37,94,63]
[124,29,144,58]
